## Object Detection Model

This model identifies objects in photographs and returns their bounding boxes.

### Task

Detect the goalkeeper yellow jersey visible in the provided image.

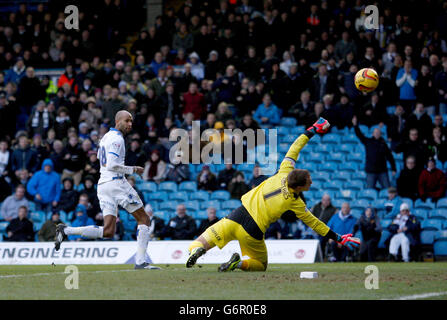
[241,133,330,237]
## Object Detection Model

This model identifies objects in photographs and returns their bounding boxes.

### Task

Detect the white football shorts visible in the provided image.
[97,178,143,217]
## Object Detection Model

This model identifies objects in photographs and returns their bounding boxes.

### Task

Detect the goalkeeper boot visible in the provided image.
[54,224,68,251]
[186,247,206,268]
[218,253,241,272]
[134,262,161,270]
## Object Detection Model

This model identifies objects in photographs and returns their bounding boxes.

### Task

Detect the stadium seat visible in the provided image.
[237,163,255,173]
[321,134,341,145]
[0,221,8,233]
[415,199,436,210]
[309,180,323,192]
[123,220,137,232]
[312,171,330,182]
[153,211,171,223]
[347,153,364,163]
[221,199,241,210]
[158,181,178,193]
[201,200,221,210]
[422,218,444,231]
[351,199,372,210]
[356,171,367,180]
[281,117,297,127]
[344,180,363,191]
[380,219,392,229]
[147,191,168,202]
[436,198,447,209]
[435,230,447,240]
[159,201,178,212]
[179,181,197,192]
[210,190,231,201]
[331,199,343,209]
[430,208,447,219]
[328,152,345,163]
[30,211,46,223]
[378,189,388,199]
[339,144,354,153]
[119,210,130,222]
[386,105,396,115]
[350,208,363,219]
[138,181,158,193]
[308,152,324,163]
[33,221,44,232]
[338,189,356,200]
[324,180,341,191]
[277,126,289,136]
[169,191,189,202]
[336,171,351,181]
[412,208,429,220]
[338,162,359,172]
[341,133,359,144]
[314,144,332,154]
[319,162,338,173]
[190,190,210,202]
[331,178,347,188]
[184,200,200,212]
[28,201,36,212]
[400,198,414,210]
[194,211,209,220]
[59,211,68,222]
[278,143,290,154]
[420,230,437,245]
[299,162,318,172]
[433,238,447,257]
[282,134,297,144]
[378,230,392,249]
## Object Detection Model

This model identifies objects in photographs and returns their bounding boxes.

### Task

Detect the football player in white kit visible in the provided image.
[54,110,160,269]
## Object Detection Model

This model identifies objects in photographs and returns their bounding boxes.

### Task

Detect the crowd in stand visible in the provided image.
[0,0,446,261]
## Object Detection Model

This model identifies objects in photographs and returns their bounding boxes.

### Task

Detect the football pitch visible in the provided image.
[0,263,446,300]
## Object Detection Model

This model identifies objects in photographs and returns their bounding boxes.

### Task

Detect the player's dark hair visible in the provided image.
[287,169,309,189]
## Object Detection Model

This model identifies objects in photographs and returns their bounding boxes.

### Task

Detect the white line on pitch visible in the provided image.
[392,291,447,300]
[0,269,137,279]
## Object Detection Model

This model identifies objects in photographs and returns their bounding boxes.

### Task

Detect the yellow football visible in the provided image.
[354,68,379,93]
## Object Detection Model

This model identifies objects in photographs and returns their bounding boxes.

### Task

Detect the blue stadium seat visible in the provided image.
[378,230,392,249]
[194,211,209,220]
[119,210,130,222]
[336,171,352,181]
[299,162,318,172]
[184,200,200,212]
[356,171,367,180]
[380,219,393,229]
[281,117,297,127]
[338,189,356,200]
[331,199,343,209]
[221,199,241,210]
[189,190,210,202]
[158,181,178,193]
[412,208,429,220]
[324,180,341,191]
[179,181,197,192]
[350,208,363,220]
[319,162,338,173]
[309,180,323,192]
[277,126,289,136]
[339,144,354,153]
[400,197,414,210]
[422,218,444,231]
[378,189,388,199]
[321,134,341,145]
[58,211,68,222]
[278,143,290,154]
[312,171,330,182]
[147,191,169,202]
[28,201,36,212]
[123,220,137,232]
[359,125,369,135]
[433,238,447,257]
[33,221,44,232]
[347,153,364,163]
[386,105,396,115]
[282,134,297,144]
[331,178,347,188]
[169,191,189,202]
[430,208,447,219]
[435,230,447,240]
[436,198,447,209]
[351,199,373,210]
[341,133,359,144]
[153,211,172,223]
[308,152,324,163]
[159,201,178,212]
[338,162,358,172]
[358,189,378,201]
[420,230,437,245]
[211,190,231,201]
[201,200,221,210]
[415,199,436,210]
[314,144,333,154]
[138,182,158,193]
[30,211,46,223]
[345,180,364,191]
[237,163,255,173]
[328,152,345,163]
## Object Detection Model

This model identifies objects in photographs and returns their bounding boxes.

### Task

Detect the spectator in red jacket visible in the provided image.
[182,82,205,120]
[418,158,446,201]
[57,64,77,94]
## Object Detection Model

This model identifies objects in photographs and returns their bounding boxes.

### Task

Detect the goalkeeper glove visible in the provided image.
[336,233,361,250]
[307,117,330,134]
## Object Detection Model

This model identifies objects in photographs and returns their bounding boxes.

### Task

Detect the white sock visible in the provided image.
[136,224,150,265]
[65,226,104,239]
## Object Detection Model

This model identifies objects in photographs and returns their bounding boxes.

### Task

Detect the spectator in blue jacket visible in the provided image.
[327,202,357,262]
[253,93,280,128]
[395,60,418,113]
[382,187,402,219]
[26,158,61,213]
[4,58,26,85]
[68,204,96,241]
[11,134,38,181]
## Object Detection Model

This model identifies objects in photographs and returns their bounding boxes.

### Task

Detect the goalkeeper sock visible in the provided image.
[136,224,150,265]
[240,259,266,271]
[64,226,104,239]
[188,240,205,253]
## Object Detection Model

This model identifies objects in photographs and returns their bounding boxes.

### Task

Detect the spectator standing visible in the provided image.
[26,100,54,139]
[253,93,280,128]
[353,116,396,189]
[38,211,63,241]
[11,135,38,181]
[404,103,433,143]
[182,82,205,120]
[418,158,446,202]
[386,104,407,151]
[427,127,447,162]
[395,128,428,172]
[197,207,220,236]
[0,185,28,221]
[327,203,357,262]
[5,206,34,241]
[26,158,61,213]
[62,135,86,186]
[395,60,418,113]
[388,203,421,262]
[163,204,197,240]
[353,207,382,262]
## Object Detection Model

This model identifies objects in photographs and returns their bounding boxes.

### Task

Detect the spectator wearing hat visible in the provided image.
[5,206,34,242]
[353,207,382,262]
[78,122,90,141]
[143,150,167,184]
[54,106,72,140]
[205,50,221,81]
[188,52,205,81]
[68,204,96,241]
[78,96,102,131]
[56,177,78,214]
[382,187,402,218]
[418,158,447,202]
[26,100,54,139]
[353,116,396,190]
[144,204,165,240]
[253,93,281,128]
[27,158,60,213]
[388,203,421,262]
[0,184,29,222]
[197,165,218,192]
[197,207,220,236]
[38,211,63,242]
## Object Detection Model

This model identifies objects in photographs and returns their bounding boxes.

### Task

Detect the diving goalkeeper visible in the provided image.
[186,118,361,272]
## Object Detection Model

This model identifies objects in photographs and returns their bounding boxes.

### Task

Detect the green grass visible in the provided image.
[0,263,446,300]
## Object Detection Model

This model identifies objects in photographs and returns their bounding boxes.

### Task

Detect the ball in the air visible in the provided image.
[354,68,379,93]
